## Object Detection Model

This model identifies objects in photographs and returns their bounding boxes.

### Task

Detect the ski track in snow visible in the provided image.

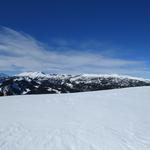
[0,86,150,150]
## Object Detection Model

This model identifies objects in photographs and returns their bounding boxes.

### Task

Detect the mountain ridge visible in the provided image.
[16,71,150,81]
[0,72,150,96]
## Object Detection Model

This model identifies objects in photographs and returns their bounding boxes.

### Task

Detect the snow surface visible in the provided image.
[0,86,150,150]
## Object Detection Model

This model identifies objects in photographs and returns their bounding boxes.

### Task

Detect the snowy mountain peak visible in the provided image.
[17,71,49,78]
[80,74,150,82]
[17,72,72,79]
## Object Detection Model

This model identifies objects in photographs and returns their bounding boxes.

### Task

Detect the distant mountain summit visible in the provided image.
[0,72,150,96]
[17,72,48,78]
[0,73,9,78]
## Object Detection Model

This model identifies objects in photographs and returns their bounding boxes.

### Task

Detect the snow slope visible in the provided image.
[0,87,150,150]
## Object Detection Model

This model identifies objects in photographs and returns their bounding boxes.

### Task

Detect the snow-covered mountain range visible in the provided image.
[0,72,150,96]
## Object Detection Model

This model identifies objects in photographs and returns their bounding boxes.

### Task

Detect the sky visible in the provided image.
[0,0,150,78]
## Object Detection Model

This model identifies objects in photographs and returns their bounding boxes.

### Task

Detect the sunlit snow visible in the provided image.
[0,86,150,150]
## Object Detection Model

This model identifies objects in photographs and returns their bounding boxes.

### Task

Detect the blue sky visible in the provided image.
[0,0,150,77]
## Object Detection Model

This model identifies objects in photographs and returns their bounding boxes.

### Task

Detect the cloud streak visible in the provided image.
[0,27,149,77]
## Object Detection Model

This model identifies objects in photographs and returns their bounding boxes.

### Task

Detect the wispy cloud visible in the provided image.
[0,27,149,77]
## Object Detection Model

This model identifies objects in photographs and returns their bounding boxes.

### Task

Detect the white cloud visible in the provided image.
[0,27,149,77]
